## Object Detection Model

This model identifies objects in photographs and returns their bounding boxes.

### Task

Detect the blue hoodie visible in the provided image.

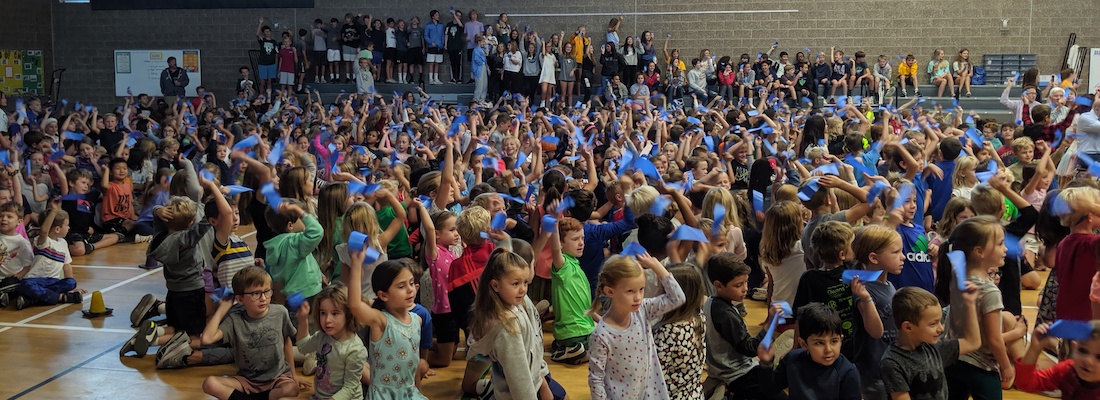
[425,21,444,50]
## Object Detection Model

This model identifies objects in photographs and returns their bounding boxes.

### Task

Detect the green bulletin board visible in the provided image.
[0,50,45,95]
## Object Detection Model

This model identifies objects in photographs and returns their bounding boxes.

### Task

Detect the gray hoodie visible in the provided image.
[467,296,548,400]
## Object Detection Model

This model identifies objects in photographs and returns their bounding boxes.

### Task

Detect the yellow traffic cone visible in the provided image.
[82,291,113,318]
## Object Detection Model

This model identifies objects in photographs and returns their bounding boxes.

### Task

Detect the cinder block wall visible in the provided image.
[0,0,54,95]
[33,0,1100,105]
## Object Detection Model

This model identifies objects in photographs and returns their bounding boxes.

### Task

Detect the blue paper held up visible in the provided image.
[712,204,726,235]
[892,183,914,211]
[210,287,234,303]
[812,163,840,176]
[556,195,576,214]
[752,190,764,213]
[1075,96,1093,108]
[797,178,821,202]
[947,250,969,291]
[200,170,215,181]
[621,241,648,257]
[540,136,560,148]
[261,182,283,209]
[491,212,508,231]
[1077,152,1100,177]
[762,312,781,350]
[62,131,85,141]
[842,269,884,284]
[286,292,306,311]
[647,191,673,215]
[232,135,259,151]
[1047,320,1094,340]
[226,185,253,196]
[1005,233,1023,259]
[541,215,558,233]
[976,171,994,183]
[669,225,710,243]
[347,231,369,252]
[866,181,890,204]
[762,301,794,350]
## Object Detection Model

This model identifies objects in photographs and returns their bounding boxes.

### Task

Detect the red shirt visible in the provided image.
[448,240,494,291]
[1015,359,1100,398]
[277,47,296,73]
[1054,233,1100,321]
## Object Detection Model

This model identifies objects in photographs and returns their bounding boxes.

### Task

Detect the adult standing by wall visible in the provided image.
[255,17,278,97]
[160,56,189,106]
[464,10,484,84]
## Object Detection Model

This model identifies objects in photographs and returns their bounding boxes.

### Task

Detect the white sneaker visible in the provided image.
[134,234,152,243]
[302,352,317,375]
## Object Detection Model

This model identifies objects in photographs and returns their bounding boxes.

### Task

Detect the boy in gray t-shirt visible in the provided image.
[880,286,982,400]
[201,266,300,400]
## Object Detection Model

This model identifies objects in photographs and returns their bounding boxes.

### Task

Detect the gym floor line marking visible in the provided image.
[241,231,256,239]
[8,343,123,399]
[0,322,132,334]
[0,268,161,335]
[72,265,145,270]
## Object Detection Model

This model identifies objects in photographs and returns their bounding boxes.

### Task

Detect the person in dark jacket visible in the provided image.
[160,57,189,105]
[599,42,624,89]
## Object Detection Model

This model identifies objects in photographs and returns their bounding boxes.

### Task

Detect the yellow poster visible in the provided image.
[0,50,44,95]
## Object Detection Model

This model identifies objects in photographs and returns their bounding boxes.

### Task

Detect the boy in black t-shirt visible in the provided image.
[881,287,982,400]
[254,18,278,98]
[793,220,883,360]
[61,169,120,257]
[340,13,360,83]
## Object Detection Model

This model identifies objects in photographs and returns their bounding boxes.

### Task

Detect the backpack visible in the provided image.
[971,66,986,85]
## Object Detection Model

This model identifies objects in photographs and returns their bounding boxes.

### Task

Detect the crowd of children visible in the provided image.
[4,10,1100,400]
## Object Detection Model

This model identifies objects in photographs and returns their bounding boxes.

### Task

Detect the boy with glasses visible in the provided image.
[201,266,300,400]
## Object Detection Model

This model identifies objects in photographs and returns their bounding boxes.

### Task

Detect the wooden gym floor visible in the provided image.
[0,225,1050,399]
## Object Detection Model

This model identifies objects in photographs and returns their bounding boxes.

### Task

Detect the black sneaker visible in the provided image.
[130,294,158,328]
[550,343,588,365]
[0,276,19,293]
[0,292,7,308]
[131,319,159,357]
[62,291,82,304]
[13,294,27,310]
[156,331,193,369]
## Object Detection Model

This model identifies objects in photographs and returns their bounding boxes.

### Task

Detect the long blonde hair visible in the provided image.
[588,256,644,317]
[343,202,383,251]
[952,156,977,189]
[759,201,803,266]
[701,187,742,231]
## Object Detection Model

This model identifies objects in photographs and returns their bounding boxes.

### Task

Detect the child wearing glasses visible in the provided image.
[202,266,301,400]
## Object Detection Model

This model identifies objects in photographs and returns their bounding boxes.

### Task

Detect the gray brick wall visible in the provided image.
[48,0,1100,106]
[0,0,53,96]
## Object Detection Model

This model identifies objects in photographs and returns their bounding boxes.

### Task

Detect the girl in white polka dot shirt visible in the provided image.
[587,253,686,399]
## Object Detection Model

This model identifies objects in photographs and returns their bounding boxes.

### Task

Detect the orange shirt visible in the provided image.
[102,178,133,221]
